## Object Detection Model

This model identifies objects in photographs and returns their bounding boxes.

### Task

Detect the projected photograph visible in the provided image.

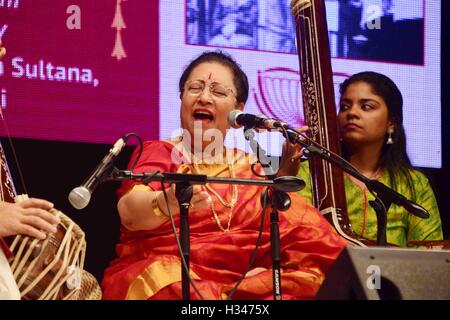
[337,0,424,64]
[168,0,440,167]
[186,0,424,65]
[186,0,296,53]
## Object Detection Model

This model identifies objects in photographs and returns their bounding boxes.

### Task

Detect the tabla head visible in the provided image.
[7,208,86,300]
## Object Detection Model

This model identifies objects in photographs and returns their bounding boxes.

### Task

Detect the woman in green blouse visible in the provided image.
[281,71,443,246]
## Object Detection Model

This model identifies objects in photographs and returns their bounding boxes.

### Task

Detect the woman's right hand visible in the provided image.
[118,184,213,231]
[158,184,213,216]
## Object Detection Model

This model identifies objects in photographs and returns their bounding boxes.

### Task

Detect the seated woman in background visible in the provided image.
[281,71,443,247]
[101,51,347,300]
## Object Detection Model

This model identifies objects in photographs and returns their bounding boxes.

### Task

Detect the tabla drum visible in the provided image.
[7,199,92,300]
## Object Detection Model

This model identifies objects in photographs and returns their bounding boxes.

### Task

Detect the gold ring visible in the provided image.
[189,203,195,209]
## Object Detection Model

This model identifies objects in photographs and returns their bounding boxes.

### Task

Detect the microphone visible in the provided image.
[68,137,126,209]
[404,201,430,219]
[228,110,287,130]
[368,180,430,219]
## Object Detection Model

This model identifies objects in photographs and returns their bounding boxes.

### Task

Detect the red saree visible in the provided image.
[101,141,347,300]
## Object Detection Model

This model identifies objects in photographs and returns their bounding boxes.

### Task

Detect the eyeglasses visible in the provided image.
[184,80,236,100]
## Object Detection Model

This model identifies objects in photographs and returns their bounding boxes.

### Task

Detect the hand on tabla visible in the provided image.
[0,198,60,240]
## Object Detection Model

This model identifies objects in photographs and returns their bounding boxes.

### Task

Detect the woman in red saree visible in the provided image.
[101,51,347,300]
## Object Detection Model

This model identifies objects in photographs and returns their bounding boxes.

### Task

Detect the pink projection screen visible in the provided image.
[0,1,442,168]
[0,0,159,144]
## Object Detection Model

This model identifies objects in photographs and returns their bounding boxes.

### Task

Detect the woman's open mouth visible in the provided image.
[193,110,214,123]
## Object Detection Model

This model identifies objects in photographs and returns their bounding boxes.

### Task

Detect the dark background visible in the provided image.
[2,2,449,284]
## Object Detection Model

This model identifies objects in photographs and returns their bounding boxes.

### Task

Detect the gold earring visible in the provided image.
[386,130,394,145]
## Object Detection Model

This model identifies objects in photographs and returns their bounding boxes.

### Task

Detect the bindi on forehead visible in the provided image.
[208,72,212,80]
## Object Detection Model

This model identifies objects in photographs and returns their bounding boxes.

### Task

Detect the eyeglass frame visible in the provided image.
[182,79,237,101]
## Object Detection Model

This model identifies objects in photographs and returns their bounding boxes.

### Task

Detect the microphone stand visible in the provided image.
[370,198,388,246]
[175,181,193,300]
[281,127,430,246]
[110,169,304,300]
[244,127,290,300]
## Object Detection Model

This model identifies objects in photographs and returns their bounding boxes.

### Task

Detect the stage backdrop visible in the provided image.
[0,0,441,168]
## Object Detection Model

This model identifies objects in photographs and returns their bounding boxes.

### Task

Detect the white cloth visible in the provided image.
[0,249,21,300]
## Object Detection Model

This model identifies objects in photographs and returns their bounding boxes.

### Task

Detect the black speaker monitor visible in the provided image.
[317,247,450,300]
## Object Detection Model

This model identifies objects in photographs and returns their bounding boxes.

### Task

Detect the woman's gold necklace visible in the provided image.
[193,160,238,232]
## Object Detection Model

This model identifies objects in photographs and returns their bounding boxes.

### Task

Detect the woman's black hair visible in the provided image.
[179,50,249,104]
[339,71,416,199]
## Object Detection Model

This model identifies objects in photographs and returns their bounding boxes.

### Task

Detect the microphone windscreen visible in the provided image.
[68,186,91,210]
[228,109,243,129]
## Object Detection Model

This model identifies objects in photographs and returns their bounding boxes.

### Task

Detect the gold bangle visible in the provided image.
[152,192,168,217]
